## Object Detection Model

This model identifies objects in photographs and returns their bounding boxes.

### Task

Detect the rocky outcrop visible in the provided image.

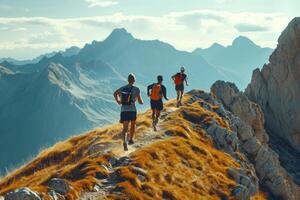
[211,81,300,200]
[211,81,269,144]
[246,17,300,152]
[4,188,41,200]
[188,90,260,199]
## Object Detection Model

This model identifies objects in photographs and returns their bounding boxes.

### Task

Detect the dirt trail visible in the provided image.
[79,107,178,200]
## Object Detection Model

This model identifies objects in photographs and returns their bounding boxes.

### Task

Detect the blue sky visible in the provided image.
[0,0,299,59]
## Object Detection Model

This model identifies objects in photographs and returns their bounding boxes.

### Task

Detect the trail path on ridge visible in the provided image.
[79,106,179,200]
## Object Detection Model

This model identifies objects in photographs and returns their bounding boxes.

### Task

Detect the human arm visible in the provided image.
[137,88,144,105]
[162,85,168,100]
[113,88,121,105]
[184,75,188,86]
[147,84,153,97]
[171,74,176,81]
[137,94,144,105]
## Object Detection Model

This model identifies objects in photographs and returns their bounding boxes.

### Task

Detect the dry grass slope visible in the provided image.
[0,95,267,200]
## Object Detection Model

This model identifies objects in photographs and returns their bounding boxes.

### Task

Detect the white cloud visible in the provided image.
[234,23,269,32]
[0,10,293,59]
[85,0,118,8]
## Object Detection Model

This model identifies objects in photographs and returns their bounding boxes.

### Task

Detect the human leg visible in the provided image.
[121,121,129,150]
[128,120,136,145]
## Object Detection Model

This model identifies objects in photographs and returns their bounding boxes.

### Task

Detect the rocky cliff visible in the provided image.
[246,17,300,152]
[0,84,299,200]
[212,81,300,200]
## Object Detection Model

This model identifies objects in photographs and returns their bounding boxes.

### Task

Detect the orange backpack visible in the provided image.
[150,84,163,101]
[174,73,183,85]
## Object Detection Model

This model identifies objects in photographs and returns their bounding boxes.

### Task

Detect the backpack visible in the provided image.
[174,73,183,85]
[121,86,134,105]
[150,84,163,101]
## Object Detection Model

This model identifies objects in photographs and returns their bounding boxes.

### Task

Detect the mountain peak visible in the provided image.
[209,42,225,49]
[106,28,134,41]
[232,36,256,47]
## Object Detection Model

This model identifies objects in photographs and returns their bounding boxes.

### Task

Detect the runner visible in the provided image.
[172,67,188,107]
[147,75,168,131]
[113,73,144,151]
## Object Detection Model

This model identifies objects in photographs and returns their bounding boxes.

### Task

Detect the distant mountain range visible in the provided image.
[0,46,80,66]
[193,36,273,88]
[0,28,273,174]
[0,52,125,174]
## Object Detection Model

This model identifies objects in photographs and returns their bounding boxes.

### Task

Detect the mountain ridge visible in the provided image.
[1,83,299,199]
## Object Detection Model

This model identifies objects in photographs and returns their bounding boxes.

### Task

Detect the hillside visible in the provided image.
[1,83,299,200]
[0,28,235,173]
[193,36,273,89]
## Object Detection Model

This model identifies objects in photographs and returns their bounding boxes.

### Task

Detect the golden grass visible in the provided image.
[0,126,123,199]
[0,95,267,200]
[105,98,240,200]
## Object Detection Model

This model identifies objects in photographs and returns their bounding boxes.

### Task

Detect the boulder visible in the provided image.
[206,123,238,155]
[4,188,41,200]
[242,138,261,155]
[228,168,258,196]
[235,120,254,142]
[246,17,300,152]
[48,178,70,195]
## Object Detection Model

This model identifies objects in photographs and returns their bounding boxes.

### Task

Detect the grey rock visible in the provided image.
[236,121,253,142]
[206,123,238,154]
[4,188,41,200]
[211,80,300,199]
[214,105,229,119]
[48,178,70,195]
[211,80,269,144]
[228,168,258,196]
[242,138,261,155]
[187,90,218,105]
[87,144,105,155]
[116,156,131,167]
[232,184,250,200]
[108,156,118,167]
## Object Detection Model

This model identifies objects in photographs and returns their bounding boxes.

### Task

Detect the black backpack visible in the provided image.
[121,86,134,105]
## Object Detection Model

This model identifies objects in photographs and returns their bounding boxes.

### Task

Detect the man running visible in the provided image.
[147,75,168,131]
[114,73,144,151]
[172,67,188,107]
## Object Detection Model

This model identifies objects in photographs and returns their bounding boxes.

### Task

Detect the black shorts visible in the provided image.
[175,84,184,92]
[150,99,163,111]
[120,111,137,123]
